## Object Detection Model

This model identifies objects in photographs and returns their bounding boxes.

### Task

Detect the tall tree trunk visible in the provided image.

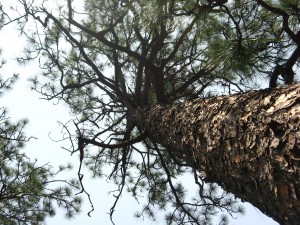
[132,84,300,225]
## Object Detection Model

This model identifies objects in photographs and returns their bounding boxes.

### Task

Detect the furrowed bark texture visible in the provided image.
[133,84,300,225]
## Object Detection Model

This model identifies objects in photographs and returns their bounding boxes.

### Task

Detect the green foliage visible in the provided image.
[0,89,82,225]
[1,0,299,224]
[0,46,82,224]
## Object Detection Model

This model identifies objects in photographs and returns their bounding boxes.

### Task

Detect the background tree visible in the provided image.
[0,13,82,224]
[2,0,300,224]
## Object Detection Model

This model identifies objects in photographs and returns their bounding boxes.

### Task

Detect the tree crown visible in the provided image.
[1,0,299,224]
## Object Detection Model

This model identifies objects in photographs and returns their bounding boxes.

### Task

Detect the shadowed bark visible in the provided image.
[133,84,300,225]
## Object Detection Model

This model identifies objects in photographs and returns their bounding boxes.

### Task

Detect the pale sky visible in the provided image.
[0,1,279,224]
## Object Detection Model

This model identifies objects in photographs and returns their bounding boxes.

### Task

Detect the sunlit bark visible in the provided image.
[133,84,300,225]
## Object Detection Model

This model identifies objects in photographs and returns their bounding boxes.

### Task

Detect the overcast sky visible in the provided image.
[0,1,280,224]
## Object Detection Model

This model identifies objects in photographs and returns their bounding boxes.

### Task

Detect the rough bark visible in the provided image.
[132,84,300,225]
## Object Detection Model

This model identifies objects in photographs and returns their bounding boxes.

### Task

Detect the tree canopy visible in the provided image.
[0,78,83,225]
[0,14,82,224]
[1,0,299,224]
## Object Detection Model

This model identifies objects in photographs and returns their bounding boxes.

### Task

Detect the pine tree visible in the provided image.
[2,0,300,224]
